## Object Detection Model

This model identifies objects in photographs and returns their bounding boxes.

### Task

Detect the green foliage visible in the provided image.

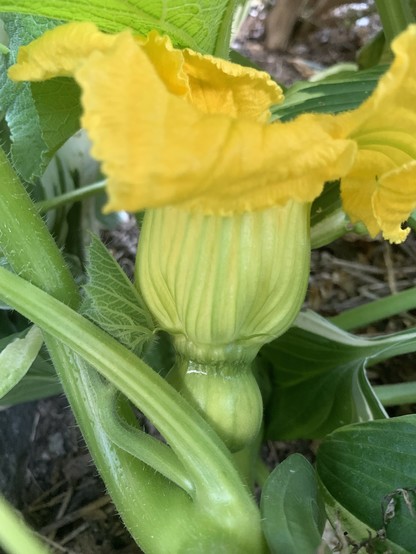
[317,416,416,553]
[31,78,82,160]
[0,0,232,53]
[0,495,49,554]
[0,325,43,399]
[357,29,387,69]
[0,349,60,405]
[262,311,387,439]
[0,14,65,180]
[271,64,386,122]
[261,454,328,554]
[82,235,155,356]
[0,310,59,406]
[0,14,82,181]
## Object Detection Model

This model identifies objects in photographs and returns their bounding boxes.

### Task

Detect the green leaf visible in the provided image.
[0,346,60,405]
[0,14,64,181]
[82,235,155,356]
[271,64,386,122]
[0,495,49,554]
[357,29,386,69]
[317,416,416,553]
[0,325,44,399]
[262,311,387,439]
[261,454,328,554]
[0,0,232,53]
[309,181,358,249]
[31,78,82,157]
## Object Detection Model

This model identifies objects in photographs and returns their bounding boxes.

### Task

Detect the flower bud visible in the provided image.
[137,201,310,450]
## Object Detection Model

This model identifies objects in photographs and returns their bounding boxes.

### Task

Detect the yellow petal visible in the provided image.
[137,31,189,97]
[373,162,416,243]
[341,149,396,237]
[72,32,355,214]
[8,22,117,81]
[337,25,416,242]
[183,49,283,121]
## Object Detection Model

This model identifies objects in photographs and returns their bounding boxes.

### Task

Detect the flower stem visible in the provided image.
[0,266,266,552]
[375,0,415,45]
[373,381,416,407]
[0,147,265,551]
[36,180,106,213]
[0,148,192,550]
[330,287,416,331]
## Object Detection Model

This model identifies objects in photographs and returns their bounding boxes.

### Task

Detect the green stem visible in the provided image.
[330,287,416,331]
[0,148,264,551]
[0,267,265,552]
[373,381,416,407]
[46,341,194,553]
[375,0,415,44]
[0,149,78,304]
[295,311,416,365]
[36,180,106,213]
[0,148,190,550]
[98,382,194,494]
[0,266,243,499]
[213,0,239,58]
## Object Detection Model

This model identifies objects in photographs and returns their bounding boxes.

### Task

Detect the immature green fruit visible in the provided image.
[137,201,310,451]
[168,339,262,452]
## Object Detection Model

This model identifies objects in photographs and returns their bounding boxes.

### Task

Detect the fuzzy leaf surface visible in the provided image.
[82,235,155,356]
[0,0,232,52]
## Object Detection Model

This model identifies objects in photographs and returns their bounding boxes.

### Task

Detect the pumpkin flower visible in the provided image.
[8,23,416,450]
[8,22,416,243]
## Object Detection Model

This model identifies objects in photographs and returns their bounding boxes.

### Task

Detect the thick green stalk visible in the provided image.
[375,0,415,44]
[330,287,416,331]
[0,266,266,552]
[0,149,78,303]
[46,343,195,553]
[0,149,192,550]
[0,149,266,552]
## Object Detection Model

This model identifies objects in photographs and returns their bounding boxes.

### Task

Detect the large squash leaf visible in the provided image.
[262,311,416,439]
[317,416,416,553]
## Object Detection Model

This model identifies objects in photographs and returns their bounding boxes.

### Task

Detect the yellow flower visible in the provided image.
[337,27,416,243]
[9,23,416,243]
[9,23,355,212]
